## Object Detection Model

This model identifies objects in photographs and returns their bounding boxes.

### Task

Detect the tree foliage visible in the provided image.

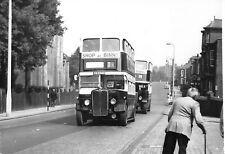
[0,0,9,89]
[152,66,168,82]
[0,0,65,89]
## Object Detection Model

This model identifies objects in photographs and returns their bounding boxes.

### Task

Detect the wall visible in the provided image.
[215,39,223,98]
[0,89,77,113]
[210,30,222,43]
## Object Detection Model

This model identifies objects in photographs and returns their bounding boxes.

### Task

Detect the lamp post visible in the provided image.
[6,0,12,116]
[166,42,175,100]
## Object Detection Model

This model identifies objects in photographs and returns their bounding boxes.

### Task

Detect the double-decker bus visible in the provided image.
[135,60,152,114]
[76,37,136,126]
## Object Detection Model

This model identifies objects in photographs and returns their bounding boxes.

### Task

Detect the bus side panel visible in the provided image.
[121,53,135,76]
[127,94,136,115]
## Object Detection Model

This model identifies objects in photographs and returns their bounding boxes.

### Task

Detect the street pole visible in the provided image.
[172,55,175,99]
[6,0,12,116]
[166,43,175,100]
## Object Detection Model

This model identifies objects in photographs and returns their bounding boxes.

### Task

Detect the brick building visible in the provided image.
[177,18,222,97]
[178,56,199,86]
[199,18,222,97]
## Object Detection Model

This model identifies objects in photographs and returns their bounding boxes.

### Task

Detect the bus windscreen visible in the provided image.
[80,76,99,88]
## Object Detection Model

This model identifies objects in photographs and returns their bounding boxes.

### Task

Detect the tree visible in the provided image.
[69,47,80,86]
[152,66,168,82]
[0,0,65,90]
[0,0,9,89]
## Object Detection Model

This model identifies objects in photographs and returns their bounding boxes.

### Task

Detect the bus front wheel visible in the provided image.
[118,108,128,126]
[76,111,85,126]
[142,105,147,114]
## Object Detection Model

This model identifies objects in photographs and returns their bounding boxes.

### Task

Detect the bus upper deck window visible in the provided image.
[102,38,120,51]
[83,38,100,52]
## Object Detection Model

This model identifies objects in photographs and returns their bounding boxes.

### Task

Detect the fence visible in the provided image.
[0,89,77,114]
[0,89,6,114]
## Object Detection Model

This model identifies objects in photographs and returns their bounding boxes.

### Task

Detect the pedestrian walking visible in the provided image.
[162,87,206,154]
[50,89,57,107]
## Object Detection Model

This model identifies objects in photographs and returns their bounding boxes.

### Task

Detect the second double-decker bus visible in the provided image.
[135,60,152,114]
[76,37,136,126]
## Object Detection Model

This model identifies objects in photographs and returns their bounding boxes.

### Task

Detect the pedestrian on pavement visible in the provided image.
[50,88,57,107]
[162,87,206,154]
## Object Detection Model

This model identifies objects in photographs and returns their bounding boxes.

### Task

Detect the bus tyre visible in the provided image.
[148,103,151,112]
[130,107,136,122]
[143,108,147,114]
[147,102,151,112]
[142,105,147,114]
[76,111,84,126]
[118,109,128,126]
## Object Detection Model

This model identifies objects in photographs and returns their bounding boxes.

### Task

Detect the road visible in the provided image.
[0,82,170,154]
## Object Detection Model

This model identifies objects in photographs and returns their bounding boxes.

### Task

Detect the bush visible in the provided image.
[34,87,42,93]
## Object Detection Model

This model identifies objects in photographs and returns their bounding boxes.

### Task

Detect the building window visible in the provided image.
[209,50,215,67]
[209,81,213,91]
[190,66,193,74]
[181,78,184,84]
[197,63,200,74]
[206,33,210,43]
[181,70,184,77]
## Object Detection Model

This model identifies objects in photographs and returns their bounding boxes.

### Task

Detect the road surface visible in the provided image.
[0,82,170,154]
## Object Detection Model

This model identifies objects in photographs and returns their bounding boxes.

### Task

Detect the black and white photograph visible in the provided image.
[0,0,223,153]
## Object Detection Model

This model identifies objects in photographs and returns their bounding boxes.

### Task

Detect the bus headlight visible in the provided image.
[110,98,117,105]
[138,96,143,100]
[84,99,90,106]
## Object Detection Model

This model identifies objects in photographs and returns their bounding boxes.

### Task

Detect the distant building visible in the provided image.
[16,36,70,91]
[176,55,201,96]
[178,60,191,86]
[199,18,222,97]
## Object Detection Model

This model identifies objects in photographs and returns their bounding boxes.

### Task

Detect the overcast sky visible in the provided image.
[59,0,222,66]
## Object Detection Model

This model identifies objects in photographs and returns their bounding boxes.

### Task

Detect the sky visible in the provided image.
[58,0,222,66]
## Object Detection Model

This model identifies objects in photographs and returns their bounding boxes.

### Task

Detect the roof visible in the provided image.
[204,18,222,29]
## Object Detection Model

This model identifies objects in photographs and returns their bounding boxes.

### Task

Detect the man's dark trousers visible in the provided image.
[162,131,189,154]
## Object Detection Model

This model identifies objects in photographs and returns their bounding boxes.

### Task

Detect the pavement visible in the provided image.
[0,104,75,121]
